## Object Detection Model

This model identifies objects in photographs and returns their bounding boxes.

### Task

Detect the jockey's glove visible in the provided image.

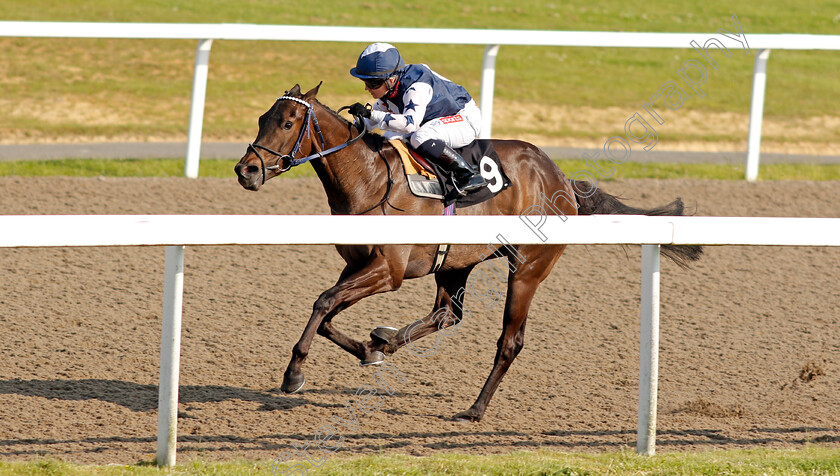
[349,102,371,119]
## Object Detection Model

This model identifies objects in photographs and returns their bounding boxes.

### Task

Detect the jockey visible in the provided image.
[348,43,487,196]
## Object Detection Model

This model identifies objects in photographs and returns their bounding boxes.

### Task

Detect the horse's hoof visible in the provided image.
[452,409,482,423]
[281,373,305,394]
[359,351,386,366]
[370,326,399,343]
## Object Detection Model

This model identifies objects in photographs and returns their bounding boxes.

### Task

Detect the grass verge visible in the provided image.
[1,158,839,181]
[2,1,840,147]
[1,447,840,475]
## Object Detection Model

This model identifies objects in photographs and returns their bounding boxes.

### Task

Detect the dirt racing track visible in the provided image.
[0,175,839,464]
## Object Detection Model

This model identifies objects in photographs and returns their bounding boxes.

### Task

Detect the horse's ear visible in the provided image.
[304,81,323,100]
[288,84,301,96]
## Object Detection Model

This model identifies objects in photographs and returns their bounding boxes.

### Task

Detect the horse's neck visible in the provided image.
[310,106,387,215]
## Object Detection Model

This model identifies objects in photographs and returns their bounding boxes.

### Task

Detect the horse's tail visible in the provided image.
[571,179,703,268]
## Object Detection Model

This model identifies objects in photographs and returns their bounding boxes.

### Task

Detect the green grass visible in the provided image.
[2,447,840,475]
[2,158,839,181]
[555,159,840,180]
[1,0,839,146]
[4,0,838,33]
[0,158,317,179]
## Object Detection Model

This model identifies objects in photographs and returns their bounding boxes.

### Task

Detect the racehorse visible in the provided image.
[234,83,702,422]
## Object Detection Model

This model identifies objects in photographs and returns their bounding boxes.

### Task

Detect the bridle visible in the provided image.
[247,95,366,185]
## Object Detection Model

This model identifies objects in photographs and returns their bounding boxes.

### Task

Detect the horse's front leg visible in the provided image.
[282,249,407,393]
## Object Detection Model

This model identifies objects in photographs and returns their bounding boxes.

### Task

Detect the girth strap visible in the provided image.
[431,244,450,273]
[430,202,456,273]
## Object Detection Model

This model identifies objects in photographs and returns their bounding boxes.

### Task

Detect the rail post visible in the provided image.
[637,244,661,455]
[745,49,770,182]
[184,39,213,179]
[479,45,500,139]
[157,245,185,467]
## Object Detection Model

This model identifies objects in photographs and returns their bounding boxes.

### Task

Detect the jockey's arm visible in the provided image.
[360,101,392,132]
[357,104,408,141]
[368,82,431,134]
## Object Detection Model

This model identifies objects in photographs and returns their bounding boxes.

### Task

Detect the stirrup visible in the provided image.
[453,174,487,196]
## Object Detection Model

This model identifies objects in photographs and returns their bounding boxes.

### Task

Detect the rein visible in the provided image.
[248,94,400,215]
[248,96,366,185]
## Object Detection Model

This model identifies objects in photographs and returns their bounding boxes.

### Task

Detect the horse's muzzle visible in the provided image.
[234,162,262,191]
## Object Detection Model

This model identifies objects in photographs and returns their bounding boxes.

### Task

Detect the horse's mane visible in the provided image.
[311,98,351,125]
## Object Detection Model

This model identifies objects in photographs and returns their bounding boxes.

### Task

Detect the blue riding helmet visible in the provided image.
[350,43,405,79]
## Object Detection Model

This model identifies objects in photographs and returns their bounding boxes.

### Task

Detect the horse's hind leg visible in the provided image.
[282,249,407,393]
[453,244,565,422]
[365,266,474,357]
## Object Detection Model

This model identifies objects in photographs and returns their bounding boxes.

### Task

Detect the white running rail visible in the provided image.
[2,214,839,465]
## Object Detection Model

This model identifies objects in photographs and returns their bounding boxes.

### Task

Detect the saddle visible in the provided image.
[389,139,511,208]
[389,139,444,199]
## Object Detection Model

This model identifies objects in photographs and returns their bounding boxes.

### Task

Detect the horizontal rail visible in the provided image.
[1,215,839,248]
[2,214,838,463]
[2,22,840,50]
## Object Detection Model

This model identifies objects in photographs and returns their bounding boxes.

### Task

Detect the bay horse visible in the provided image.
[234,83,702,422]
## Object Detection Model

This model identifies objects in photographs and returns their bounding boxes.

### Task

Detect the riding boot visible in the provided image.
[437,146,488,196]
[417,141,487,196]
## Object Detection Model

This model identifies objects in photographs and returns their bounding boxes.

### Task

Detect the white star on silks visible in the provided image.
[404,99,419,112]
[383,114,395,126]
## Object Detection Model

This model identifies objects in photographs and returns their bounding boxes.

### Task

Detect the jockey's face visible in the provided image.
[364,77,392,99]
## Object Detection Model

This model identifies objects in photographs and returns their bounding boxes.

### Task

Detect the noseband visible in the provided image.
[248,96,365,185]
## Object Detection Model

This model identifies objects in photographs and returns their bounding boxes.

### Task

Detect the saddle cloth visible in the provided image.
[389,139,511,208]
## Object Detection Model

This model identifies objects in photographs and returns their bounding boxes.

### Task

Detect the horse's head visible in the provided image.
[235,83,322,191]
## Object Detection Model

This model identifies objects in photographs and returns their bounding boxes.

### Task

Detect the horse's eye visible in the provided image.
[283,121,294,130]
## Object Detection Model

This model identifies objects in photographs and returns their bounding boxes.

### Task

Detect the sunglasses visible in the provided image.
[363,78,386,89]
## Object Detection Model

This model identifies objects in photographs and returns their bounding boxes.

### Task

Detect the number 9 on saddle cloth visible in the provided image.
[394,139,512,208]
